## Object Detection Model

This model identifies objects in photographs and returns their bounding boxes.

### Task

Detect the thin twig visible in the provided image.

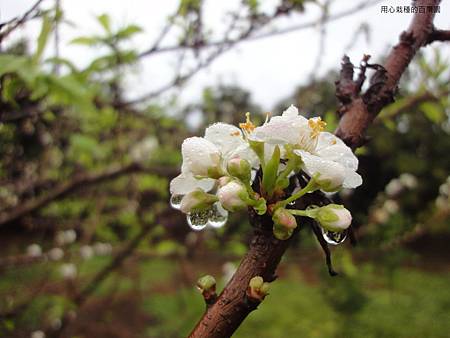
[0,0,45,42]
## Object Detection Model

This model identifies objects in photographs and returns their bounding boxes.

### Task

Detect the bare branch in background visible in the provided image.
[0,0,45,43]
[139,0,384,58]
[0,162,177,227]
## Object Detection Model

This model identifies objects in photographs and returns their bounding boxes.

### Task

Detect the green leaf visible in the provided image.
[33,14,52,64]
[0,55,29,76]
[70,36,102,46]
[97,14,111,33]
[262,145,280,198]
[421,102,444,123]
[116,25,142,39]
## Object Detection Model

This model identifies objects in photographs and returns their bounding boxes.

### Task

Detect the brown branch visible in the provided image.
[189,1,442,337]
[138,0,384,58]
[335,0,441,148]
[0,163,176,227]
[426,28,450,44]
[0,0,45,43]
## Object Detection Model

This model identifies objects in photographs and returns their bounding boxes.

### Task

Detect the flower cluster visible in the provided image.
[170,105,362,242]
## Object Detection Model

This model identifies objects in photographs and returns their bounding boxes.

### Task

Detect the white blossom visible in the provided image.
[249,105,362,190]
[48,247,64,261]
[30,330,46,338]
[170,123,257,195]
[26,244,42,257]
[60,263,77,279]
[80,245,94,260]
[55,229,77,246]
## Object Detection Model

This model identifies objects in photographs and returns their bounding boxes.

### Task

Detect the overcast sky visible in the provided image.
[1,0,449,110]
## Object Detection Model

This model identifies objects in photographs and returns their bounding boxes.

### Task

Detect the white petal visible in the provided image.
[252,120,300,145]
[229,144,259,167]
[204,123,244,157]
[282,104,299,118]
[170,173,215,195]
[182,137,221,176]
[342,169,363,188]
[316,132,358,170]
[296,150,344,179]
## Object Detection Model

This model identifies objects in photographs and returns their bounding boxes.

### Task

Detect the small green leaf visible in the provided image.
[33,14,52,64]
[421,102,444,123]
[116,25,142,39]
[97,14,111,33]
[70,36,102,46]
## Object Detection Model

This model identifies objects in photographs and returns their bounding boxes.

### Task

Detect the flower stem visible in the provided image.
[275,175,319,209]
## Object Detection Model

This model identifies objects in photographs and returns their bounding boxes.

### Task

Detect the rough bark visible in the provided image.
[189,1,443,337]
[335,0,441,147]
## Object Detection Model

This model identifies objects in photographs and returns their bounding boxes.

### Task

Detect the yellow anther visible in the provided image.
[308,117,326,138]
[230,131,241,136]
[331,139,337,145]
[239,112,256,134]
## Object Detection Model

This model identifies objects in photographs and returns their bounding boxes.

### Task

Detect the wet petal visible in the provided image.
[170,173,215,195]
[182,137,221,176]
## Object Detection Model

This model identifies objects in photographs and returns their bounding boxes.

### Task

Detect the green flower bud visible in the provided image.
[272,208,297,230]
[316,204,352,232]
[180,189,218,214]
[227,157,252,183]
[197,275,216,292]
[247,276,270,301]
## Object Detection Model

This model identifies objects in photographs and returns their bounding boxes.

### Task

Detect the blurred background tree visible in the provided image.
[0,0,449,337]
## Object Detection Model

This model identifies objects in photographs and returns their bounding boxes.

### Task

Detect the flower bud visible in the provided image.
[180,189,218,214]
[272,208,297,230]
[217,176,233,188]
[197,275,217,305]
[227,157,251,182]
[217,181,248,212]
[247,276,270,301]
[316,204,352,232]
[197,275,216,292]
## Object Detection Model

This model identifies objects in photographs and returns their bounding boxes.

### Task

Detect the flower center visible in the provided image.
[308,117,326,139]
[239,112,256,135]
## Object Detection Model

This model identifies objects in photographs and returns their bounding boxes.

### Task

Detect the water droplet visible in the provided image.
[187,210,209,231]
[208,203,228,228]
[321,228,347,245]
[170,194,184,210]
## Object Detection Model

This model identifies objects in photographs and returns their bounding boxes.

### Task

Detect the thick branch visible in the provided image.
[335,0,441,148]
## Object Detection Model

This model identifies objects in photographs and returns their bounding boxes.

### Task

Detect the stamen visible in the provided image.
[308,117,327,138]
[239,112,256,134]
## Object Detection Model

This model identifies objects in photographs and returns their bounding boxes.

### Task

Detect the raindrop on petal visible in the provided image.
[170,194,184,210]
[321,228,347,245]
[208,203,228,228]
[187,210,209,231]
